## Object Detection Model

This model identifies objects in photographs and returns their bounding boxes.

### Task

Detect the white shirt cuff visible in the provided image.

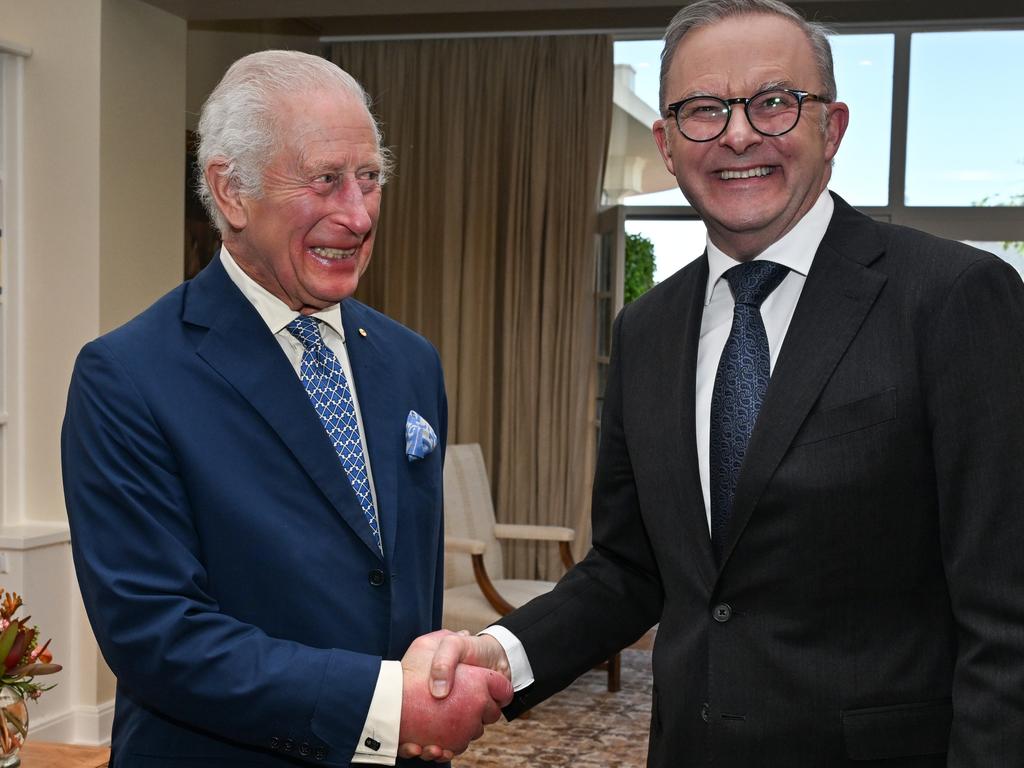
[480,625,534,691]
[352,660,402,765]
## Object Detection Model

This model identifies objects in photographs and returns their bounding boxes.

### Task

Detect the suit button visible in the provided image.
[713,603,733,622]
[700,702,710,722]
[270,736,280,749]
[369,569,386,586]
[283,738,294,752]
[315,746,327,760]
[300,743,311,756]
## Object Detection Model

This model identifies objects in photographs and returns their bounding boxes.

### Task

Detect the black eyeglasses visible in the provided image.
[665,88,831,142]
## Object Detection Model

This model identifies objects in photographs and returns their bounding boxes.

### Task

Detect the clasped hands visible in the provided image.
[398,630,512,761]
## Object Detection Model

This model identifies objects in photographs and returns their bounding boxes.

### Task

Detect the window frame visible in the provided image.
[610,19,1024,265]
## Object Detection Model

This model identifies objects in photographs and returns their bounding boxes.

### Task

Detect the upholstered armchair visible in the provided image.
[441,443,621,692]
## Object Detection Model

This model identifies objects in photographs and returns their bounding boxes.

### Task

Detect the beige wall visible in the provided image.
[0,0,318,737]
[100,0,186,334]
[186,25,318,131]
[0,0,185,528]
[2,0,103,529]
[0,0,186,733]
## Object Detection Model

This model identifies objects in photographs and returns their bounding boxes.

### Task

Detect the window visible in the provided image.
[828,34,893,207]
[906,30,1024,207]
[606,25,1024,297]
[624,218,705,283]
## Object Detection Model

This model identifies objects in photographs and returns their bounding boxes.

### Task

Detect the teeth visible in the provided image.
[310,246,357,260]
[720,166,774,180]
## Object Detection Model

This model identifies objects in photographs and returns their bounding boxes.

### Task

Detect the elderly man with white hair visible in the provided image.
[63,50,510,768]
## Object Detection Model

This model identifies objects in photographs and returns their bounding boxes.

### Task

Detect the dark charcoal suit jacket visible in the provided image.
[499,194,1024,766]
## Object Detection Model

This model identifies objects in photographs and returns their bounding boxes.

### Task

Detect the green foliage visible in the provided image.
[624,233,656,303]
[975,168,1024,255]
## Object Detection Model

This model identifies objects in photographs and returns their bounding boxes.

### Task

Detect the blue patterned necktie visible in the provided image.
[710,261,789,563]
[287,315,382,554]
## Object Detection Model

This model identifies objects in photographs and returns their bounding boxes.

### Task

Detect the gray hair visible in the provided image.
[196,49,391,234]
[659,0,837,112]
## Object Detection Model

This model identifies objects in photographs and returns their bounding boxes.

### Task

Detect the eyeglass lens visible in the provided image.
[677,89,804,141]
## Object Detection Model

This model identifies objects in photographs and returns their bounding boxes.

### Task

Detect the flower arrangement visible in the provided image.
[0,589,61,755]
[0,590,61,700]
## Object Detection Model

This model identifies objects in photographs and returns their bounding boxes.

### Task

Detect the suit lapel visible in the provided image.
[718,197,888,568]
[182,258,384,559]
[663,259,719,590]
[341,300,401,565]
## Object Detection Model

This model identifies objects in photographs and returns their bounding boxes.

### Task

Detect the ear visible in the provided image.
[823,100,850,163]
[652,117,677,176]
[205,160,249,231]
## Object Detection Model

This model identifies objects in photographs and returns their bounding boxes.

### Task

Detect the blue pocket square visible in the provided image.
[405,410,438,461]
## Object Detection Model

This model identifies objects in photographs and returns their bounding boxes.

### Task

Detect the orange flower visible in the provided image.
[0,592,21,623]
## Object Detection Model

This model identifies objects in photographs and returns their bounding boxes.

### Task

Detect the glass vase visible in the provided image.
[0,686,28,768]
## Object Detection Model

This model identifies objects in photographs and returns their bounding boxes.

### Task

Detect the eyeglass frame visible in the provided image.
[664,88,832,142]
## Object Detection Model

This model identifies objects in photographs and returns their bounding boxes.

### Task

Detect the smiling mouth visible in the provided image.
[719,166,776,180]
[310,246,358,260]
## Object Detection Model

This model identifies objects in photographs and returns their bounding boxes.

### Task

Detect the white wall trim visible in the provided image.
[0,523,70,550]
[0,40,31,58]
[30,699,114,747]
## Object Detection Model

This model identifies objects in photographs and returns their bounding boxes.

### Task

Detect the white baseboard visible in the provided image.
[31,700,113,746]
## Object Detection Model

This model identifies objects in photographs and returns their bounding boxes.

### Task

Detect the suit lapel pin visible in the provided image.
[358,328,368,337]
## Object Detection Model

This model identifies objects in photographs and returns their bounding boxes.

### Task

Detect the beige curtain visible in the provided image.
[327,36,612,579]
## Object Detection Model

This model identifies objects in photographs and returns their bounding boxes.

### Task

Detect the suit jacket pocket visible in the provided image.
[842,698,951,760]
[793,387,896,447]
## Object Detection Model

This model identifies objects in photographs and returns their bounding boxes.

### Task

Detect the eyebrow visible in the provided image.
[677,79,795,101]
[301,157,383,176]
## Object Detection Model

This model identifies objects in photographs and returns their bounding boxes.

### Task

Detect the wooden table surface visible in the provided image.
[18,740,110,768]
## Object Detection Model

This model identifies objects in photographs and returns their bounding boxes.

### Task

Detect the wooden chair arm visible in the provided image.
[493,523,576,569]
[444,537,516,614]
[470,553,516,615]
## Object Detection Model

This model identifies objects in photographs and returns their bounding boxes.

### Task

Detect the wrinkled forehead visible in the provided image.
[666,14,819,99]
[271,86,379,149]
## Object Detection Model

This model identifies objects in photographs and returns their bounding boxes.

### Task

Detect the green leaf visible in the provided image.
[624,233,657,304]
[0,624,19,667]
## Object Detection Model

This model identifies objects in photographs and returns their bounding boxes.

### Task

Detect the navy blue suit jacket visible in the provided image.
[62,256,447,767]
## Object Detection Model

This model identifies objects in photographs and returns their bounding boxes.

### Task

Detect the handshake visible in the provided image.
[397,630,513,762]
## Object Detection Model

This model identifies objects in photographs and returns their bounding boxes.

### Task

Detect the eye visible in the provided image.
[314,173,338,185]
[680,100,722,121]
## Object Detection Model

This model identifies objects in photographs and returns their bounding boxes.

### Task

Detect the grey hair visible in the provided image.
[658,0,837,112]
[196,49,392,234]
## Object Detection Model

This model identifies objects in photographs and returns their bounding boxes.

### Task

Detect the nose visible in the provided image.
[329,177,374,236]
[718,105,763,154]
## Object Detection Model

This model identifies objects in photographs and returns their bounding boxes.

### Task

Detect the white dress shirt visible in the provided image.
[695,189,833,529]
[486,189,836,691]
[220,248,402,765]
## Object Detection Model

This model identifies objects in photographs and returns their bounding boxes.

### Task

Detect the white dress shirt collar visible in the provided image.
[704,189,834,306]
[219,247,346,341]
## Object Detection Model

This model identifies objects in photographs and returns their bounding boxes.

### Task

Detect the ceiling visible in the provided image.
[139,0,1024,36]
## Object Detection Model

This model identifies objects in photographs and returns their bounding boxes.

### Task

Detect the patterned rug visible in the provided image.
[457,649,653,767]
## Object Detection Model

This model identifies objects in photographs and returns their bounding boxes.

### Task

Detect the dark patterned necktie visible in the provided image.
[710,261,789,563]
[287,315,382,554]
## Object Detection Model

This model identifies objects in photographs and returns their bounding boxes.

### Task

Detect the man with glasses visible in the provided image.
[419,0,1024,765]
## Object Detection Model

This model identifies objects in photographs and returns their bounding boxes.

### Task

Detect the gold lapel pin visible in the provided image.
[358,328,368,337]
